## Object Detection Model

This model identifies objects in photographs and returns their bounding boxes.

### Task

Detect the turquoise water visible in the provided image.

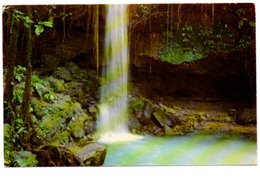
[103,134,257,166]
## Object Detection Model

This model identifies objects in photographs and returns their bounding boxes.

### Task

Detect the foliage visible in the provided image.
[4,124,15,165]
[11,8,53,36]
[34,20,53,36]
[12,66,57,104]
[14,65,26,82]
[13,83,25,104]
[31,74,56,102]
[160,47,205,64]
[14,151,38,167]
[181,24,193,49]
[14,118,28,139]
[130,97,146,110]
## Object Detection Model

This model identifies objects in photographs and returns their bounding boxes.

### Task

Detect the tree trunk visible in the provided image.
[21,6,33,129]
[4,13,19,124]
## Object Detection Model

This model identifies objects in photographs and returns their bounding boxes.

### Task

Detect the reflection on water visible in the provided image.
[103,134,257,166]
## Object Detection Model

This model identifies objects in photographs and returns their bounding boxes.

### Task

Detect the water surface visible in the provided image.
[103,134,257,166]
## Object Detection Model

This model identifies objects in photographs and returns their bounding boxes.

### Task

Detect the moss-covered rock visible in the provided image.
[46,76,65,93]
[64,81,84,98]
[69,113,88,139]
[36,94,94,145]
[54,67,72,81]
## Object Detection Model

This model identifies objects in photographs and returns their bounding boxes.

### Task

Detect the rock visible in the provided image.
[46,76,65,93]
[129,97,154,125]
[83,115,95,135]
[69,114,87,139]
[88,105,98,116]
[235,108,256,125]
[164,125,184,136]
[36,94,91,145]
[54,67,72,81]
[64,81,84,98]
[152,109,173,127]
[70,143,107,166]
[128,115,142,132]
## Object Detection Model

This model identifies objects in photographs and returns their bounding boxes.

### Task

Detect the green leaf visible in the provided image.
[22,16,34,28]
[43,21,53,28]
[35,25,44,36]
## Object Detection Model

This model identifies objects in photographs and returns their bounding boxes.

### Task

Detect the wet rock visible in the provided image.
[142,123,164,136]
[129,97,154,125]
[70,143,107,166]
[152,109,173,127]
[235,108,256,125]
[128,115,142,132]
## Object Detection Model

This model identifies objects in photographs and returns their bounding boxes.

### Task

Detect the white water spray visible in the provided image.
[97,5,142,143]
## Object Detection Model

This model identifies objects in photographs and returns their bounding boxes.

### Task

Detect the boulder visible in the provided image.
[152,109,173,127]
[70,143,107,166]
[129,97,154,125]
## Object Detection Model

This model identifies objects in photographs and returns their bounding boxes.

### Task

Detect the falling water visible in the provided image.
[97,4,142,143]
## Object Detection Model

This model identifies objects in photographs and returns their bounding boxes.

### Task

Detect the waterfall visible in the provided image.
[97,4,142,143]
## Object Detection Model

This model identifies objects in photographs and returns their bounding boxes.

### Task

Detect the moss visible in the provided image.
[46,76,65,93]
[159,103,180,114]
[129,97,146,110]
[69,114,87,138]
[50,130,70,146]
[160,47,205,64]
[54,67,72,81]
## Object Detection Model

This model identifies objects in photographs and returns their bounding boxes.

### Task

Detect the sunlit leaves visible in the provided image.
[22,16,34,28]
[34,24,44,36]
[43,21,53,27]
[11,8,54,36]
[34,20,53,36]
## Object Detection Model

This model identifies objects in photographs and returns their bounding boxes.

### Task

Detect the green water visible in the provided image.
[103,134,257,166]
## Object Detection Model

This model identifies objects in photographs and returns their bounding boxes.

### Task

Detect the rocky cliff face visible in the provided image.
[130,47,256,102]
